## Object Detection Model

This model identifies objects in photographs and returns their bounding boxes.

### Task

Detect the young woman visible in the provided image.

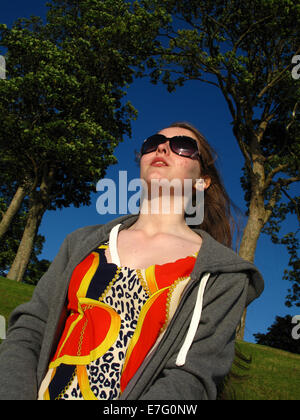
[0,122,264,400]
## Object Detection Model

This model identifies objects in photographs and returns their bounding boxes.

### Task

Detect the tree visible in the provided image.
[0,0,166,282]
[142,0,300,338]
[0,185,51,285]
[254,315,300,355]
[242,107,300,308]
[0,18,118,281]
[0,130,28,242]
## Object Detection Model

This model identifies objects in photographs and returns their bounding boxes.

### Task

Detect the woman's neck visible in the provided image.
[129,191,192,237]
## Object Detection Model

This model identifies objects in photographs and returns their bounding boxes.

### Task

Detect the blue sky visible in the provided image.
[1,0,299,343]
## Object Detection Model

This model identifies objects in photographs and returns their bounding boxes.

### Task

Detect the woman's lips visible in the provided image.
[151,161,168,167]
[151,158,169,167]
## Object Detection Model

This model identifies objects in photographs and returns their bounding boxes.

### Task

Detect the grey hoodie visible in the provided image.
[0,214,264,400]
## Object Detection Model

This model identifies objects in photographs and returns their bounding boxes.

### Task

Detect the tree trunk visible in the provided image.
[0,186,27,241]
[7,166,55,282]
[6,199,46,282]
[236,188,266,340]
[239,211,263,264]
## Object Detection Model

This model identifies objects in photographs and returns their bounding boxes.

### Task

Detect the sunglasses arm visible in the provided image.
[193,152,206,169]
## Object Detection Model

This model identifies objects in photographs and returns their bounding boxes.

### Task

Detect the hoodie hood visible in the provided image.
[99,213,264,307]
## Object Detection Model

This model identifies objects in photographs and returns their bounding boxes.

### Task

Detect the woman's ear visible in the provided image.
[194,176,211,191]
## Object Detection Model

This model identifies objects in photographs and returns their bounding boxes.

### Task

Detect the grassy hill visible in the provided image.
[0,276,299,400]
[0,276,34,324]
[221,340,300,400]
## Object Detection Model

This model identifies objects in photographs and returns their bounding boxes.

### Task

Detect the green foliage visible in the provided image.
[0,0,167,281]
[0,0,167,209]
[0,15,123,206]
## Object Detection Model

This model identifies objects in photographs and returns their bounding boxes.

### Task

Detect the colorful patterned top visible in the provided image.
[38,224,198,400]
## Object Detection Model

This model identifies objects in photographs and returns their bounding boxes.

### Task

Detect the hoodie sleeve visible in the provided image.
[0,234,70,401]
[138,272,249,401]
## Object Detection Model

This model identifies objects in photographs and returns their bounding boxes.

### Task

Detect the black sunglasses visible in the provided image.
[141,134,201,160]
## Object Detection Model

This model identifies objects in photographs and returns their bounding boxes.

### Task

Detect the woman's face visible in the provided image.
[140,127,203,188]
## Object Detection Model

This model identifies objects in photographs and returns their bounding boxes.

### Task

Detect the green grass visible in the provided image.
[0,276,299,400]
[222,340,300,400]
[0,276,34,324]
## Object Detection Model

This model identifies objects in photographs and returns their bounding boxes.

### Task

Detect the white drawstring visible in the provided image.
[176,272,211,367]
[109,224,122,267]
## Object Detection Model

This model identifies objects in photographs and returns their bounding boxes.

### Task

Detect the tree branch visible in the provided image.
[188,76,220,88]
[281,188,300,225]
[277,176,300,187]
[232,15,273,56]
[257,47,300,99]
[264,163,290,191]
[286,102,299,132]
[263,183,281,225]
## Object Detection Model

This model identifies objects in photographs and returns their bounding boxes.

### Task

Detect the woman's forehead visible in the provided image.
[158,127,199,142]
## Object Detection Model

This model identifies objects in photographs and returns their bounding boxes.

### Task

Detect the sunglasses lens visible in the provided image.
[141,135,165,155]
[172,137,198,157]
[141,135,199,158]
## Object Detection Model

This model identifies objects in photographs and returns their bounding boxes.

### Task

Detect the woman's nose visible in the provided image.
[156,141,170,154]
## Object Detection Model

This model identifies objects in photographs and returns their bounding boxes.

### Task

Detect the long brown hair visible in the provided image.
[169,122,236,248]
